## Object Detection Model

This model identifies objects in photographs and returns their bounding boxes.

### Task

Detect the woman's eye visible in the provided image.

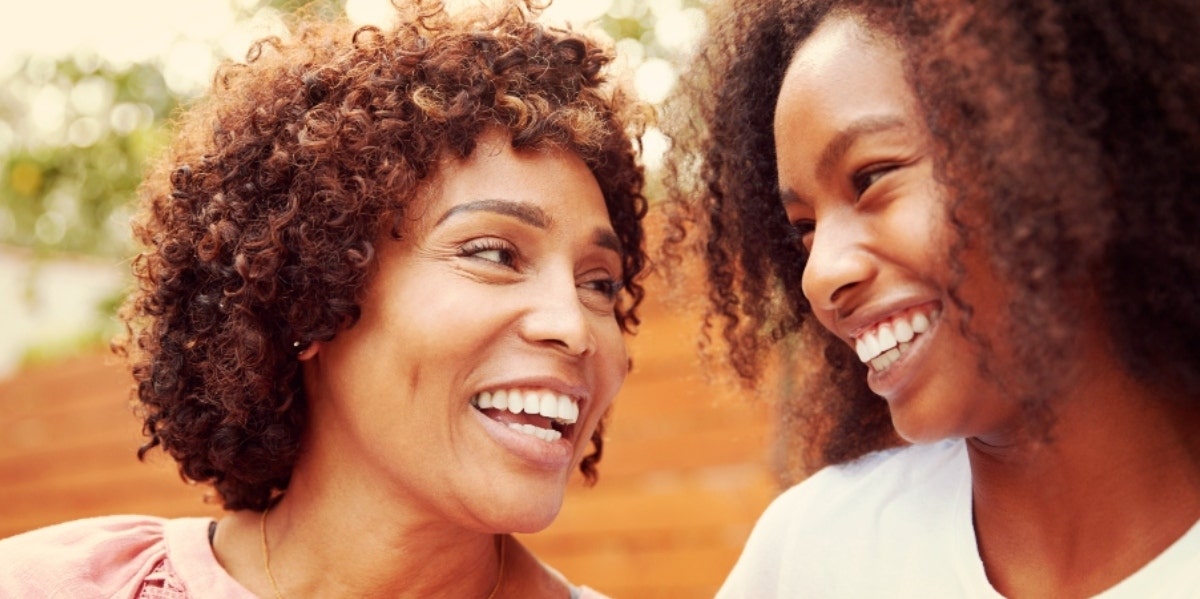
[461,240,517,267]
[580,277,624,301]
[852,164,898,197]
[789,219,816,251]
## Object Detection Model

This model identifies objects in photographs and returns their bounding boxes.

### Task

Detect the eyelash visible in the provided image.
[460,238,517,267]
[788,219,816,253]
[582,277,625,301]
[852,164,899,197]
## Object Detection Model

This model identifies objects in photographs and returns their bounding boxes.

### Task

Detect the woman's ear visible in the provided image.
[297,341,322,361]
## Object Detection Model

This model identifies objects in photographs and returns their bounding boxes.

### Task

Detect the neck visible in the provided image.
[966,354,1200,598]
[263,491,502,598]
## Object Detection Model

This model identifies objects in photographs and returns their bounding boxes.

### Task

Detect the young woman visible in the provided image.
[0,1,647,597]
[666,0,1200,596]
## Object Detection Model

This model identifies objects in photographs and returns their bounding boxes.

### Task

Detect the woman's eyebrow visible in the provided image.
[435,198,553,229]
[780,188,809,209]
[815,115,908,181]
[593,229,623,255]
[435,197,621,255]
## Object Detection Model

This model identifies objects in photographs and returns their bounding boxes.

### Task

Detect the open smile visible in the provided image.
[470,389,580,443]
[851,304,941,373]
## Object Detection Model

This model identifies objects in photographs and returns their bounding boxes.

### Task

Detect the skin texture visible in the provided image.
[214,135,624,598]
[303,135,626,537]
[774,17,1021,445]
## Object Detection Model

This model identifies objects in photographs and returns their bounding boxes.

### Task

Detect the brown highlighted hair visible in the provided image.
[664,0,1200,474]
[116,0,648,511]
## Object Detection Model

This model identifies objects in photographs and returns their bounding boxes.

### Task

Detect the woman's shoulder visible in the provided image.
[0,515,197,598]
[751,440,968,543]
[784,440,964,508]
[715,441,974,597]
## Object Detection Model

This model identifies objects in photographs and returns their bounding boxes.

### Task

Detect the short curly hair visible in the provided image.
[116,0,649,511]
[664,0,1200,474]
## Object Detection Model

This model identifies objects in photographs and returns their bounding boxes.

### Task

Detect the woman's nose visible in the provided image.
[518,273,595,357]
[800,217,875,313]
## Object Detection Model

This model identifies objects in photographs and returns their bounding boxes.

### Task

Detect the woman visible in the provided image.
[0,1,646,597]
[666,0,1200,596]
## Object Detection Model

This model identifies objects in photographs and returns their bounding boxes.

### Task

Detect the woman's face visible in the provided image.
[301,133,628,533]
[774,14,1020,444]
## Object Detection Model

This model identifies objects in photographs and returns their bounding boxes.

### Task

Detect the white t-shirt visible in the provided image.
[717,440,1200,598]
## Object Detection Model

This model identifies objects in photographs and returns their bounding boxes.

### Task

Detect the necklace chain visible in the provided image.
[259,505,506,599]
[259,506,284,599]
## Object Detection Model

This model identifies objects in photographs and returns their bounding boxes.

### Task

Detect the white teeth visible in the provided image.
[539,392,558,419]
[852,309,938,371]
[863,331,881,359]
[911,312,930,334]
[876,324,897,352]
[506,422,562,442]
[559,395,578,423]
[870,354,889,371]
[855,338,872,362]
[869,347,903,372]
[471,389,580,425]
[522,391,540,415]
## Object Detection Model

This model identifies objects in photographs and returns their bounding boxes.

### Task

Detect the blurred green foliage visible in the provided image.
[0,0,698,261]
[0,0,704,367]
[0,59,176,258]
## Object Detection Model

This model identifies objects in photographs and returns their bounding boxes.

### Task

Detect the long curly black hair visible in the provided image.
[115,0,649,511]
[664,0,1200,474]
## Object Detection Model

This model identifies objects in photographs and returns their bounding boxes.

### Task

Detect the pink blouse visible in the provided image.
[0,515,609,598]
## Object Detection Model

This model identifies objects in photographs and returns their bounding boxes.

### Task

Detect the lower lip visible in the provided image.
[470,407,575,470]
[865,321,935,400]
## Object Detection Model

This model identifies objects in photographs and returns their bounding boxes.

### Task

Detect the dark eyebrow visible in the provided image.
[435,198,553,229]
[593,229,623,256]
[779,187,807,209]
[815,115,909,182]
[435,197,622,257]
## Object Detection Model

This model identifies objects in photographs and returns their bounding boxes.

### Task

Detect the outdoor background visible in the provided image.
[0,1,791,596]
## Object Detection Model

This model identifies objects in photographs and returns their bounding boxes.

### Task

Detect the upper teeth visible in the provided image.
[470,389,580,425]
[853,309,938,371]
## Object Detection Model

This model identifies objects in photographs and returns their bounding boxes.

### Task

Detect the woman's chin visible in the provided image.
[466,478,568,534]
[484,498,564,534]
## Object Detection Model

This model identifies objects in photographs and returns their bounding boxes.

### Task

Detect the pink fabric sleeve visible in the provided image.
[159,518,257,598]
[0,515,170,599]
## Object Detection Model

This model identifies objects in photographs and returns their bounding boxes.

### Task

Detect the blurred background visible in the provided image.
[0,1,787,596]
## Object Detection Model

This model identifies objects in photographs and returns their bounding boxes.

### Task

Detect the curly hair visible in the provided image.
[115,0,649,511]
[664,0,1200,475]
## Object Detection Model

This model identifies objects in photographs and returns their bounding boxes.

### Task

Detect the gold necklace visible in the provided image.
[260,506,284,599]
[259,506,506,599]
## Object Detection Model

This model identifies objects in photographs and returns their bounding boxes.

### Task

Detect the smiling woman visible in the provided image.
[666,0,1200,596]
[0,0,647,597]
